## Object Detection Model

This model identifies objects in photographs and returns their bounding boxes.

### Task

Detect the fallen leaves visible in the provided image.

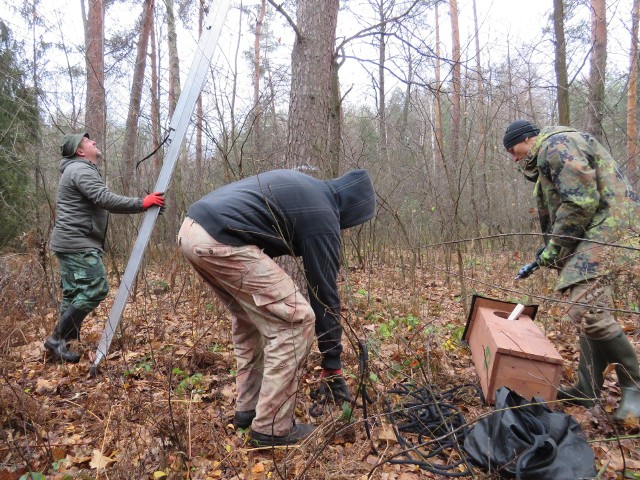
[2,260,640,479]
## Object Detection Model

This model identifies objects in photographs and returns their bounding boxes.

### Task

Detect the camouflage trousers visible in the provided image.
[564,276,622,340]
[55,250,109,314]
[178,218,315,436]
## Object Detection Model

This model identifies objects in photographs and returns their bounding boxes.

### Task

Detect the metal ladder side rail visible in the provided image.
[90,0,232,376]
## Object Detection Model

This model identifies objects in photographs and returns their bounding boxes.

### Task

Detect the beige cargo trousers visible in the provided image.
[179,218,315,436]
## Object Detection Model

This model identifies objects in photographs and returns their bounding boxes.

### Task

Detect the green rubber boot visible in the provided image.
[603,332,640,422]
[557,336,607,407]
[44,306,90,363]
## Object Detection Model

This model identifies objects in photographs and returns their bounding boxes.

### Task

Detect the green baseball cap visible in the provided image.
[60,132,89,158]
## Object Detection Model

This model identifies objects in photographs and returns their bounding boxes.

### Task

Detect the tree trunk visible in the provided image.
[627,0,640,182]
[433,1,443,171]
[149,12,161,174]
[377,0,389,171]
[165,0,181,117]
[449,0,468,312]
[328,54,343,177]
[196,0,204,192]
[286,0,338,173]
[252,0,266,164]
[553,0,570,125]
[399,49,412,146]
[84,0,106,155]
[586,0,607,141]
[121,0,155,194]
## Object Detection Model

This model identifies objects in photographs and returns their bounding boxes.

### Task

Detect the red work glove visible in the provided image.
[142,192,165,210]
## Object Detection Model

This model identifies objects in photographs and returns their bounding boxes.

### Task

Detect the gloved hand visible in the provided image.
[515,261,539,280]
[142,192,165,210]
[537,241,561,267]
[534,245,545,261]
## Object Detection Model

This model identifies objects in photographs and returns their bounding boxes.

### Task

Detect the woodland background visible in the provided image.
[1,0,640,479]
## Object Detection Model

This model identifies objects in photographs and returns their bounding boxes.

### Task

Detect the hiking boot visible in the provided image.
[250,423,315,447]
[234,410,256,429]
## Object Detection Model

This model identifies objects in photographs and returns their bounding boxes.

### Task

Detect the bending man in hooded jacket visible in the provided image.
[178,169,376,446]
[504,120,640,422]
[46,133,165,363]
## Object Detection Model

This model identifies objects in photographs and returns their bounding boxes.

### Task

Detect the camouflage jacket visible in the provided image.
[524,126,640,291]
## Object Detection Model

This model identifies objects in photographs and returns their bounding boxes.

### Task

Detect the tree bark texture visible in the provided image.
[586,0,607,141]
[121,0,155,194]
[196,0,204,191]
[84,0,106,154]
[627,0,640,182]
[553,0,570,125]
[433,1,443,170]
[377,0,389,171]
[252,0,266,163]
[150,14,161,174]
[165,0,181,117]
[286,0,339,173]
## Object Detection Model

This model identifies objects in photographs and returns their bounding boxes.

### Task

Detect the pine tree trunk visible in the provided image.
[121,0,155,194]
[627,0,640,183]
[553,0,570,125]
[286,0,338,174]
[586,0,607,140]
[84,0,106,156]
[252,0,266,164]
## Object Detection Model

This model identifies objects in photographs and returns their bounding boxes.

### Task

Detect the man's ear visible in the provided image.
[75,147,86,158]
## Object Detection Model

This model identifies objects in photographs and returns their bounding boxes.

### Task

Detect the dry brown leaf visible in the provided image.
[35,378,57,393]
[89,449,116,470]
[377,426,397,443]
[398,472,420,480]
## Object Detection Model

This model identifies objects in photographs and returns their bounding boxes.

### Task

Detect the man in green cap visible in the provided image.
[46,132,165,363]
[505,119,640,422]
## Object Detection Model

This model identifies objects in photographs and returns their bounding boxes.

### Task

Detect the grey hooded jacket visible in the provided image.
[49,157,143,253]
[187,169,376,369]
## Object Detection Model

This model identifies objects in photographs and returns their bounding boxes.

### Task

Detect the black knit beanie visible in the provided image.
[503,120,540,149]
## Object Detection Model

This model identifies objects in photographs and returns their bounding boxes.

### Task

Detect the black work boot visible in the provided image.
[250,423,315,447]
[602,332,640,422]
[311,370,354,404]
[558,336,607,407]
[234,410,256,429]
[44,306,90,363]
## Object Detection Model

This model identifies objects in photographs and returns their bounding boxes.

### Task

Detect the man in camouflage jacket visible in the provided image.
[504,120,640,422]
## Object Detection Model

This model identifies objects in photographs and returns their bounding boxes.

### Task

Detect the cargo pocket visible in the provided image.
[193,244,258,282]
[252,277,308,323]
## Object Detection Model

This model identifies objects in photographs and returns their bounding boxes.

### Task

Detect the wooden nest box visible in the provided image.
[463,295,563,404]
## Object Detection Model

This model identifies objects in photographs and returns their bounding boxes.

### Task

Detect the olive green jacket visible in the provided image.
[50,157,143,253]
[523,126,640,291]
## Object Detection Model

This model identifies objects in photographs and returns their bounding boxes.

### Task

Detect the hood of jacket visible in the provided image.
[59,156,98,175]
[326,169,376,229]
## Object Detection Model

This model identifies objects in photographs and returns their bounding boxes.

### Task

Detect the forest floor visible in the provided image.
[1,249,640,480]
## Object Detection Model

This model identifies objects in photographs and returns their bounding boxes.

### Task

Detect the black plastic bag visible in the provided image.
[463,387,595,479]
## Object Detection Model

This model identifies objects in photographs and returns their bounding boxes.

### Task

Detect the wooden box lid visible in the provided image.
[463,295,562,365]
